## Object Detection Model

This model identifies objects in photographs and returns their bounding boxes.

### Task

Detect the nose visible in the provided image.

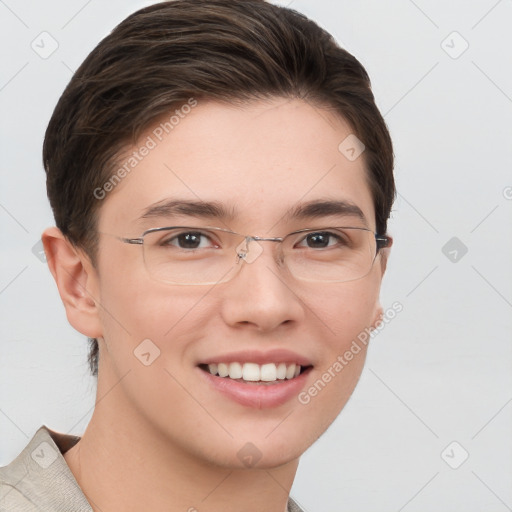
[219,240,305,332]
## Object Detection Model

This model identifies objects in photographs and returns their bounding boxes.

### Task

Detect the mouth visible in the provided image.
[198,362,312,384]
[196,351,314,408]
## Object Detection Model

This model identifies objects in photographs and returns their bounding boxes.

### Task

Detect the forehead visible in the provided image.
[98,98,376,232]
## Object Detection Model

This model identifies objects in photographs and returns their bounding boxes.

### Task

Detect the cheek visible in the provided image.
[97,244,185,334]
[96,261,218,372]
[99,280,199,341]
[304,275,380,342]
[295,277,380,416]
[95,280,210,416]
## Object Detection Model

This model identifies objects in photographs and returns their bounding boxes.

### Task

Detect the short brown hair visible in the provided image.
[43,0,395,377]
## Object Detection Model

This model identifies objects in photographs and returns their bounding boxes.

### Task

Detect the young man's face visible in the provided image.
[78,98,389,468]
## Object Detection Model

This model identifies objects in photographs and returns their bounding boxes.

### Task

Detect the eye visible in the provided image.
[296,231,346,249]
[163,231,216,250]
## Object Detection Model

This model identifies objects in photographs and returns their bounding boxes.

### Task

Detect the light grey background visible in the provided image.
[1,1,511,511]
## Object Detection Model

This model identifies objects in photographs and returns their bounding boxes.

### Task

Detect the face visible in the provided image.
[79,98,389,468]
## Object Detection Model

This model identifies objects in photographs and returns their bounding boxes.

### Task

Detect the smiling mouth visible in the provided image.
[198,362,312,384]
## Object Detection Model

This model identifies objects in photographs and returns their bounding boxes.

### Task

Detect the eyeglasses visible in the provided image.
[109,225,390,285]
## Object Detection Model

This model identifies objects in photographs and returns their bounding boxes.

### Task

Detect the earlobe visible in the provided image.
[42,227,103,338]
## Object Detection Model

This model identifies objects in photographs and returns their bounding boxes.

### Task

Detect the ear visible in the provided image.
[42,227,103,338]
[370,235,393,331]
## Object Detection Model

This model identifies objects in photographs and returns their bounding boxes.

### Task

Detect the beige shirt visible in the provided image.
[0,426,304,511]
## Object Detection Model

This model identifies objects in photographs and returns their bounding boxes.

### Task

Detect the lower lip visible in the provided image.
[198,367,312,409]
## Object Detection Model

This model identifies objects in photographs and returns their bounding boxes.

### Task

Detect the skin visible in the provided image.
[43,97,392,512]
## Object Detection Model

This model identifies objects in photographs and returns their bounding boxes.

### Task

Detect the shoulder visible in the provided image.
[0,426,91,511]
[287,496,307,512]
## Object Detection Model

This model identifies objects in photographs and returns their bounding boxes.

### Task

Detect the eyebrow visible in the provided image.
[140,199,236,221]
[286,199,368,226]
[139,198,368,226]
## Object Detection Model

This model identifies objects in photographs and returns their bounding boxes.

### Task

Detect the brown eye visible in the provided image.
[162,231,213,249]
[298,231,345,249]
[305,232,330,248]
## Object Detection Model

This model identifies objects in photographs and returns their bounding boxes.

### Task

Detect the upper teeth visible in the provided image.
[207,362,301,382]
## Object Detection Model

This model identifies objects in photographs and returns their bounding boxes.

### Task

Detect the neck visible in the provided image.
[64,372,299,512]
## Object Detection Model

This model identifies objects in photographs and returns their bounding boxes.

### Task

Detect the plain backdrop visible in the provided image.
[1,1,511,511]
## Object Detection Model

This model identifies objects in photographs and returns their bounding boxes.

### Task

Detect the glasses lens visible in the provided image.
[142,227,241,285]
[283,227,377,283]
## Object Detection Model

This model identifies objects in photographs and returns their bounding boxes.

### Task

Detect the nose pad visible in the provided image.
[235,237,264,264]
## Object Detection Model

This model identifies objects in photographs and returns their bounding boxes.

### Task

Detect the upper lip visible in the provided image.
[199,349,313,367]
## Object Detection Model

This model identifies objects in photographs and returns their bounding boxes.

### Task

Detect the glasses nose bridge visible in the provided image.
[250,235,284,244]
[235,234,286,266]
